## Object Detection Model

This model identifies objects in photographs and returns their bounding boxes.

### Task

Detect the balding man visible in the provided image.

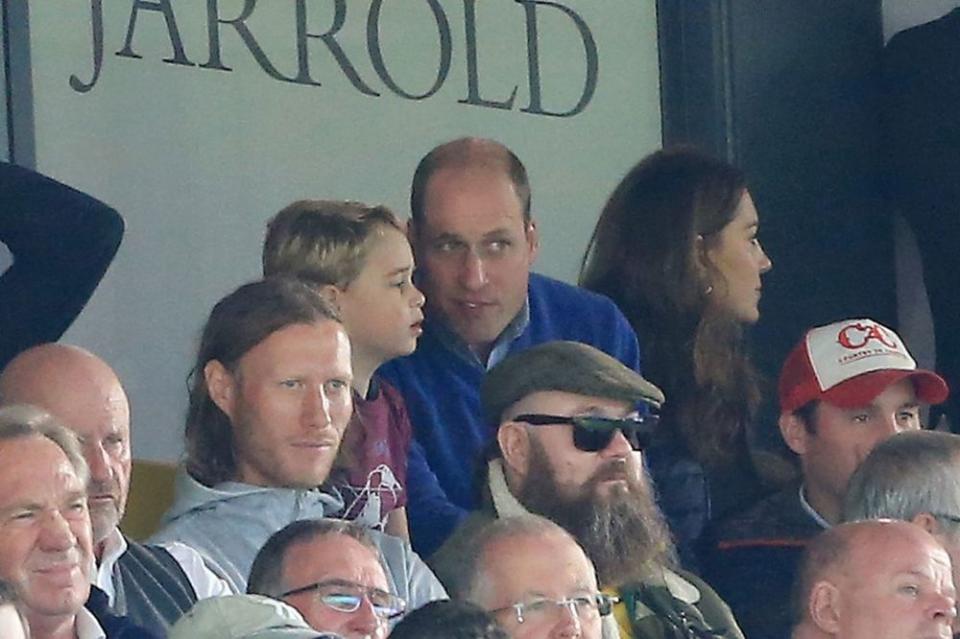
[456,516,611,639]
[792,520,955,639]
[0,344,231,634]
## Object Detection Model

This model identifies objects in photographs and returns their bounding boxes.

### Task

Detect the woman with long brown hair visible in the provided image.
[580,147,772,567]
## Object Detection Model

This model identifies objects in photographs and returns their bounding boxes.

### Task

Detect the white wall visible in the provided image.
[20,1,661,461]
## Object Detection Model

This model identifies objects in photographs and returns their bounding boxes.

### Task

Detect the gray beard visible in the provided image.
[517,439,676,587]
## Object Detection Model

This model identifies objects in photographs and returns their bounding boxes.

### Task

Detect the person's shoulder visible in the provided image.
[711,486,814,547]
[527,273,628,321]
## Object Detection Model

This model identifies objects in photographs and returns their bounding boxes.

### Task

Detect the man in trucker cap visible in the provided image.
[707,317,949,639]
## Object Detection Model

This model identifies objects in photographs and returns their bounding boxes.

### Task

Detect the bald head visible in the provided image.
[0,344,131,548]
[794,520,955,639]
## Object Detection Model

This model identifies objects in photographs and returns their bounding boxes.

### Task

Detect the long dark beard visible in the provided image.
[518,439,676,586]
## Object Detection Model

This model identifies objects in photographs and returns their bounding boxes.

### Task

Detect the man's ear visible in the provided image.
[205,360,237,420]
[809,581,842,633]
[525,219,540,264]
[498,422,531,479]
[780,412,810,456]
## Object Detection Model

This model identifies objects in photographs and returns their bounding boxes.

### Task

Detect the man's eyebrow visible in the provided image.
[482,228,515,239]
[428,231,464,243]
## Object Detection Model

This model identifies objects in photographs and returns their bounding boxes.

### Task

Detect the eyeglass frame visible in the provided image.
[512,413,658,452]
[487,593,619,625]
[931,512,960,526]
[280,578,407,621]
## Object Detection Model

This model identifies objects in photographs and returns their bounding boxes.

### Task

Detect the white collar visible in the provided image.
[798,484,832,529]
[76,607,107,639]
[94,527,127,605]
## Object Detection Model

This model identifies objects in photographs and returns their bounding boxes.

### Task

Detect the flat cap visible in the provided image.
[481,341,665,424]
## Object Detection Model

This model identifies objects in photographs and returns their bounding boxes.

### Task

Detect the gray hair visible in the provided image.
[0,403,89,486]
[456,515,585,604]
[844,430,960,535]
[247,519,380,598]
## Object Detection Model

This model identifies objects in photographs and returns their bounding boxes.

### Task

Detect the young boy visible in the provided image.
[263,200,425,538]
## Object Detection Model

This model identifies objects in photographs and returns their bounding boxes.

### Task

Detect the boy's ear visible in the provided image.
[205,360,237,421]
[780,411,810,456]
[318,284,342,309]
[498,421,531,480]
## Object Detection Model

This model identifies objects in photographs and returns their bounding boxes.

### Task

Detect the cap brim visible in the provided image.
[821,369,949,409]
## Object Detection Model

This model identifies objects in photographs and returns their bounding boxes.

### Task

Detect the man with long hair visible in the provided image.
[149,278,445,609]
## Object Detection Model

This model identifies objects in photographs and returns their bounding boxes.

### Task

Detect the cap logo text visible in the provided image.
[837,322,898,350]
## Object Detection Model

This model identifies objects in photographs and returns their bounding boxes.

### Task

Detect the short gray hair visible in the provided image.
[844,430,960,533]
[248,518,380,598]
[457,515,584,604]
[0,403,89,486]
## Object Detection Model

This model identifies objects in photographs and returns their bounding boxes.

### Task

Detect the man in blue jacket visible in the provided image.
[379,137,641,556]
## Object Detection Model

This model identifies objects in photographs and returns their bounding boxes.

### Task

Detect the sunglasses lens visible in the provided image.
[571,418,651,452]
[572,424,614,451]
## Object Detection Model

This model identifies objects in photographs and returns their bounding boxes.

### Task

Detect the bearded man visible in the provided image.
[430,341,743,639]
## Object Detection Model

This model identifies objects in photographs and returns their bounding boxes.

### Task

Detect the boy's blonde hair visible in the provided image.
[263,200,403,287]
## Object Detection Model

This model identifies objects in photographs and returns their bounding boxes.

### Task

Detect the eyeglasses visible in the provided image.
[513,414,658,452]
[281,579,406,621]
[932,512,960,526]
[489,593,618,626]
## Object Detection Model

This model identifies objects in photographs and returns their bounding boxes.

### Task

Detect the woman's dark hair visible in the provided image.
[388,600,508,639]
[580,147,761,467]
[184,278,340,486]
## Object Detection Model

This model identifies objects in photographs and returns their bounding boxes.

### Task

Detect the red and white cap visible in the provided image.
[778,318,948,413]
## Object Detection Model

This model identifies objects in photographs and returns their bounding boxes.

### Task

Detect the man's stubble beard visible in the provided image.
[517,438,676,587]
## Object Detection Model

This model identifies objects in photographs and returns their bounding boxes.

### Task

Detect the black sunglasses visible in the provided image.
[513,414,658,452]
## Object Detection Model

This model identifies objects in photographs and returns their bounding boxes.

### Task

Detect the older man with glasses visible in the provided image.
[248,519,405,639]
[431,340,743,639]
[455,515,612,639]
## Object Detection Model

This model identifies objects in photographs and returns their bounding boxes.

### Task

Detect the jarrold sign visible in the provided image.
[72,0,599,118]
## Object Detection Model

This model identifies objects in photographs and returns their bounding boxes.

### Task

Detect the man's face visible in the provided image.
[413,167,538,358]
[505,391,642,499]
[281,533,391,639]
[0,436,93,626]
[49,382,130,547]
[833,527,955,639]
[502,391,672,586]
[478,531,602,639]
[212,321,354,488]
[790,378,921,516]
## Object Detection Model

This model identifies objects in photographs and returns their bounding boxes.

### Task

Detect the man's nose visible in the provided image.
[86,442,113,484]
[39,510,78,551]
[460,251,488,290]
[554,600,583,638]
[601,429,633,458]
[302,388,333,429]
[347,596,386,639]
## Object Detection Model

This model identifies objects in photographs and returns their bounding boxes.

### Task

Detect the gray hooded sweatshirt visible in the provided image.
[150,469,447,608]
